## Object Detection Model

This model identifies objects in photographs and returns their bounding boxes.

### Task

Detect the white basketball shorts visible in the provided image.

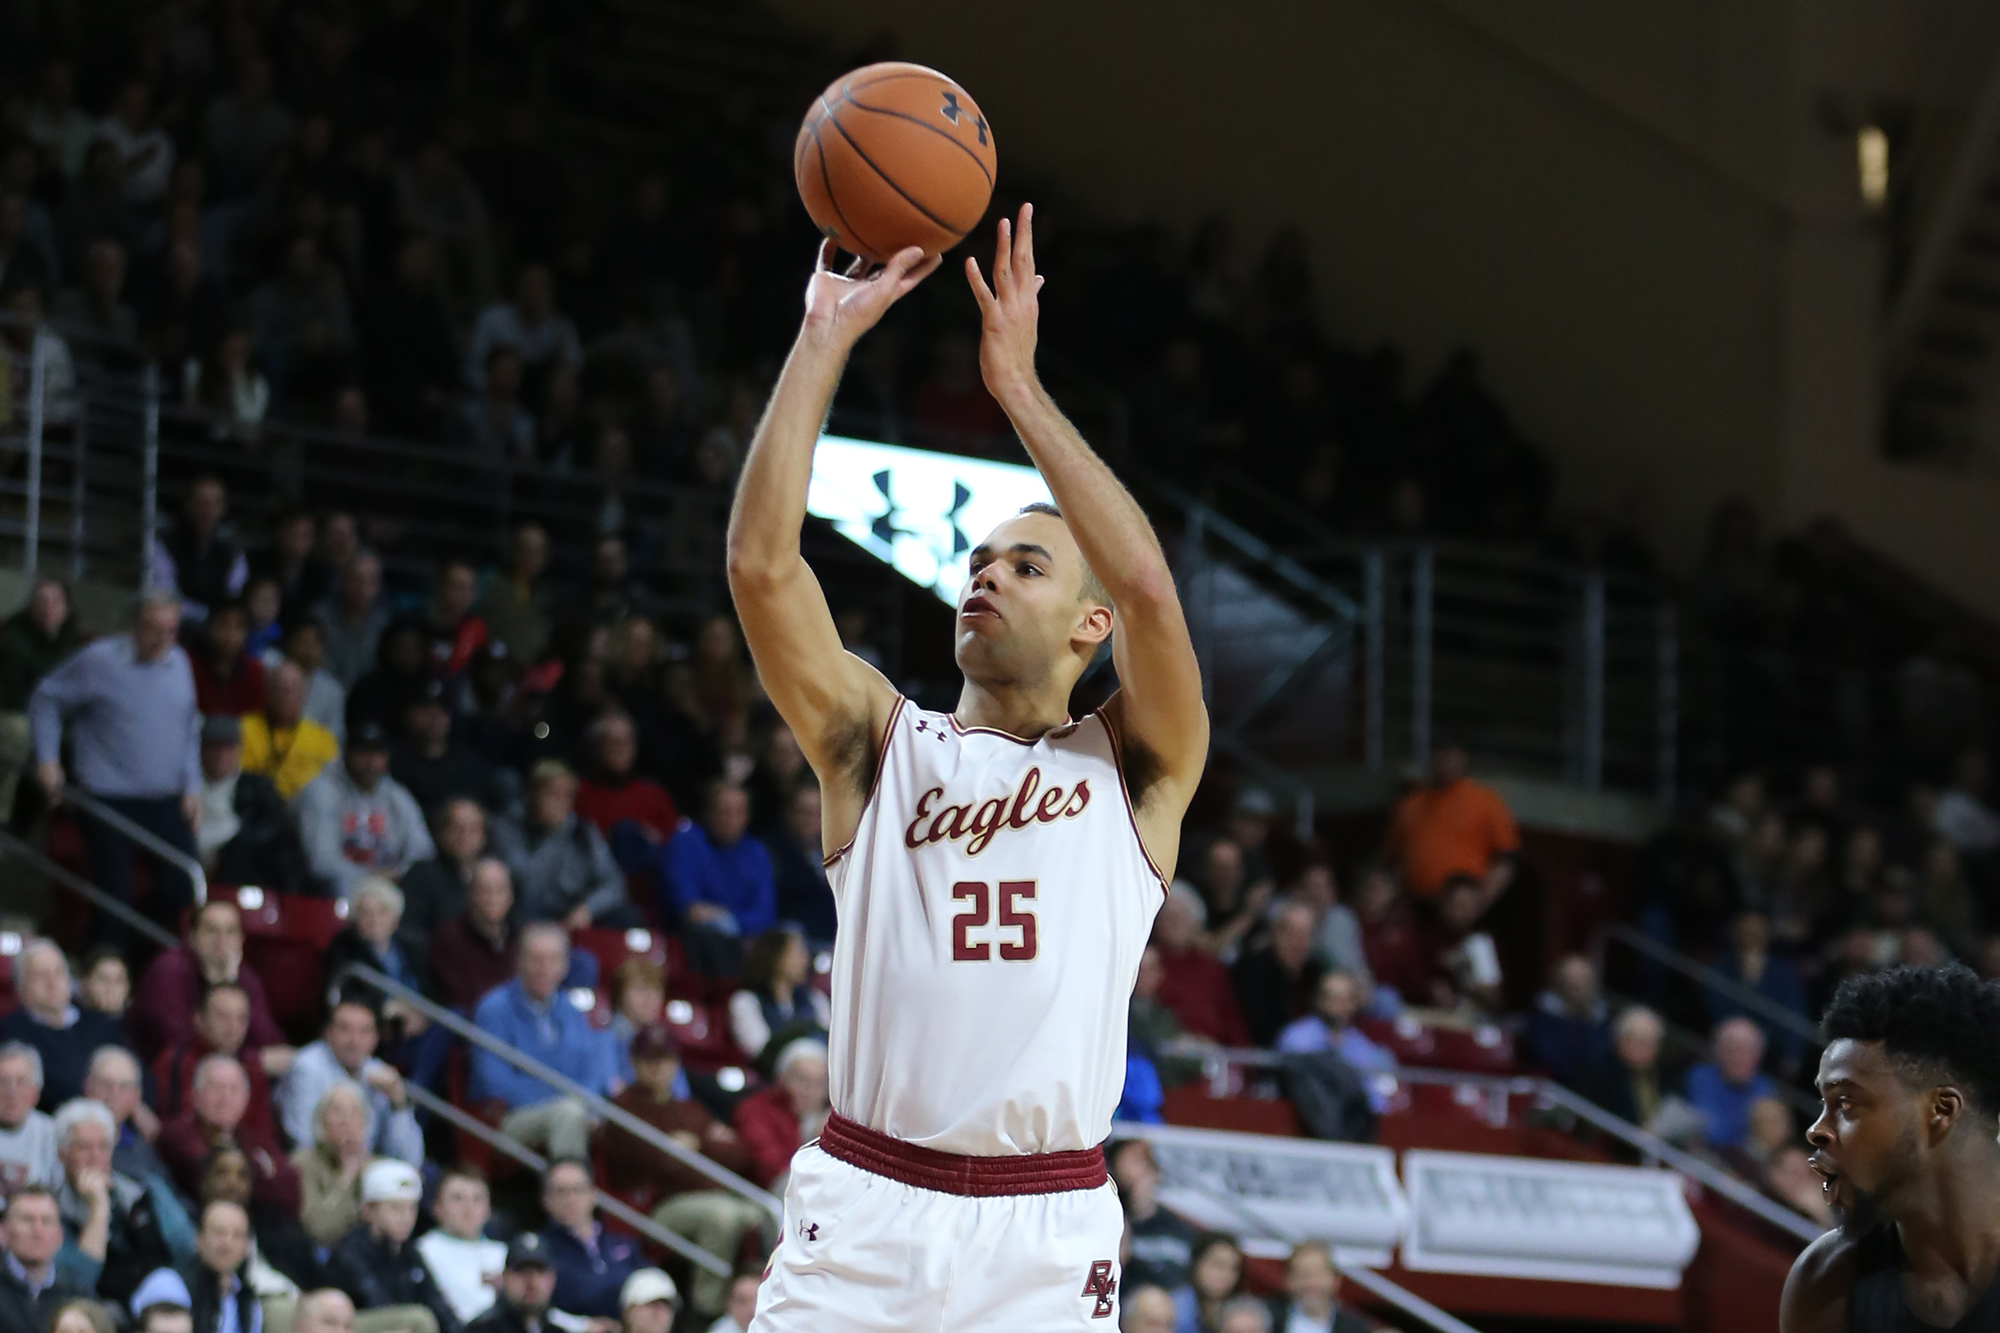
[750,1115,1126,1332]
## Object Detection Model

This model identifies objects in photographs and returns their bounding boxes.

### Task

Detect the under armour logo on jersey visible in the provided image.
[798,1220,820,1242]
[914,718,948,742]
[1080,1261,1117,1318]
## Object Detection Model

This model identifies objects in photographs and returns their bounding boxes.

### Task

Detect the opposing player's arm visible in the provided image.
[1778,1231,1852,1333]
[727,241,941,808]
[966,206,1209,824]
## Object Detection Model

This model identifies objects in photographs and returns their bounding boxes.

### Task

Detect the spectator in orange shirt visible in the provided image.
[1383,738,1519,906]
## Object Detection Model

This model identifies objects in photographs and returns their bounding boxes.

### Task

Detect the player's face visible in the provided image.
[953,513,1109,686]
[1807,1038,1930,1236]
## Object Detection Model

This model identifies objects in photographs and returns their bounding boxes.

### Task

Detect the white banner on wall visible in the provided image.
[1401,1149,1701,1288]
[1112,1121,1407,1265]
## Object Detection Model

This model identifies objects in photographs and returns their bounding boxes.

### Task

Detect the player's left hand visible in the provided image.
[966,202,1044,404]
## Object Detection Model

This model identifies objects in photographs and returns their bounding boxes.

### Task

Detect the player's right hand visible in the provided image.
[800,240,941,349]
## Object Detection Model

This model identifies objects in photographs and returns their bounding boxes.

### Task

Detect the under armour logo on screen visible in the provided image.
[1080,1261,1117,1318]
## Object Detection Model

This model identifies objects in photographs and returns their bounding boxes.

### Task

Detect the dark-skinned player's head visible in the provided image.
[954,502,1111,693]
[1809,963,2000,1237]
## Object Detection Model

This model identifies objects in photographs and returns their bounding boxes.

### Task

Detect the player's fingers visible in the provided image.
[814,238,838,274]
[1034,274,1046,294]
[845,252,871,279]
[964,256,996,310]
[1015,202,1034,277]
[992,217,1013,292]
[879,245,927,284]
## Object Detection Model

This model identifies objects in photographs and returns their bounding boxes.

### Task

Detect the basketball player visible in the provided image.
[727,203,1207,1331]
[1780,964,2000,1332]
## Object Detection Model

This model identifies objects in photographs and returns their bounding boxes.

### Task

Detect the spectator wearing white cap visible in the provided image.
[323,1161,457,1333]
[618,1270,678,1333]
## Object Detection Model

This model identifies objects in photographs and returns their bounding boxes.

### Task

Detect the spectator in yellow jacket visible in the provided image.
[241,660,340,800]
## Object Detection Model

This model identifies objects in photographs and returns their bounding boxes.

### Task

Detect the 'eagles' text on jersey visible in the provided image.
[824,702,1166,1155]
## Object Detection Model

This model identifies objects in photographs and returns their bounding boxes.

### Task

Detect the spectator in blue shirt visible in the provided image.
[1525,954,1614,1088]
[661,783,774,971]
[1274,971,1398,1112]
[536,1157,639,1319]
[469,924,618,1163]
[1704,911,1810,1073]
[1683,1016,1775,1150]
[29,591,202,942]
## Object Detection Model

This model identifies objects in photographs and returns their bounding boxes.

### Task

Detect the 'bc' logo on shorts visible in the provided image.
[1080,1261,1117,1318]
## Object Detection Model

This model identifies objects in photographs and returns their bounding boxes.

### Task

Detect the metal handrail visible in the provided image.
[407,1083,733,1278]
[1143,472,1361,623]
[54,783,208,907]
[1336,1265,1484,1333]
[0,829,179,950]
[1597,923,1823,1047]
[1162,1041,1825,1245]
[334,963,783,1219]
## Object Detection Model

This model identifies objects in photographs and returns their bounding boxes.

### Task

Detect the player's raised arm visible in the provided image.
[726,241,940,806]
[966,205,1210,818]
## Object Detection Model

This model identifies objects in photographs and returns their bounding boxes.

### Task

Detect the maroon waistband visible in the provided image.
[817,1113,1108,1197]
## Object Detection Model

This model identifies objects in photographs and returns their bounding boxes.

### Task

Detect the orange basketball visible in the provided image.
[794,62,997,265]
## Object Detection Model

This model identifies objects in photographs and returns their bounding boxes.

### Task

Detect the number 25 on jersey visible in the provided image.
[951,879,1038,961]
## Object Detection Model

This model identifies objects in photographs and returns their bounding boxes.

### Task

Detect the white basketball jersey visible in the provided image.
[823,700,1166,1156]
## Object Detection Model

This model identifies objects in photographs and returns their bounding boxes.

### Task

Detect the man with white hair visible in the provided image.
[83,1047,170,1185]
[51,1097,195,1306]
[276,1000,421,1166]
[157,1056,300,1215]
[469,924,618,1161]
[324,1160,455,1333]
[0,939,126,1108]
[730,1039,828,1190]
[0,1041,59,1194]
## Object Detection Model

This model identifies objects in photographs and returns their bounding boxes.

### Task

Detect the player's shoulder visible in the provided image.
[1780,1227,1859,1333]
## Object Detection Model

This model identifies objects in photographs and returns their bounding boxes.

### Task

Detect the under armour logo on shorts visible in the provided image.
[799,1220,821,1242]
[1080,1261,1117,1318]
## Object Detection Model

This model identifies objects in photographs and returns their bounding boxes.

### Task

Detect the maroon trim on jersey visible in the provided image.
[817,1113,1108,1196]
[823,695,909,869]
[945,712,1071,744]
[1096,709,1172,896]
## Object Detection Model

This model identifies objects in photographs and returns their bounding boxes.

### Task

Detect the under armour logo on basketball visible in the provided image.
[939,91,989,144]
[799,1220,820,1242]
[1080,1261,1117,1319]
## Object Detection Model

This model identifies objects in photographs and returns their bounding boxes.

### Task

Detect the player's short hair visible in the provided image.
[1016,501,1110,608]
[1821,963,2000,1119]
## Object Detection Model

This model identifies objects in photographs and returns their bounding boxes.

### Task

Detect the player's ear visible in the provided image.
[1930,1084,1966,1142]
[1074,601,1113,648]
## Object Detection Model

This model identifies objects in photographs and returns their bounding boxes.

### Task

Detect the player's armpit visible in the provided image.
[1778,1231,1853,1333]
[728,551,898,798]
[1103,591,1209,798]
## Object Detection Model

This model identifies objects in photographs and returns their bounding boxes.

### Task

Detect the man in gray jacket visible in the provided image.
[30,591,202,938]
[487,760,632,929]
[294,721,434,898]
